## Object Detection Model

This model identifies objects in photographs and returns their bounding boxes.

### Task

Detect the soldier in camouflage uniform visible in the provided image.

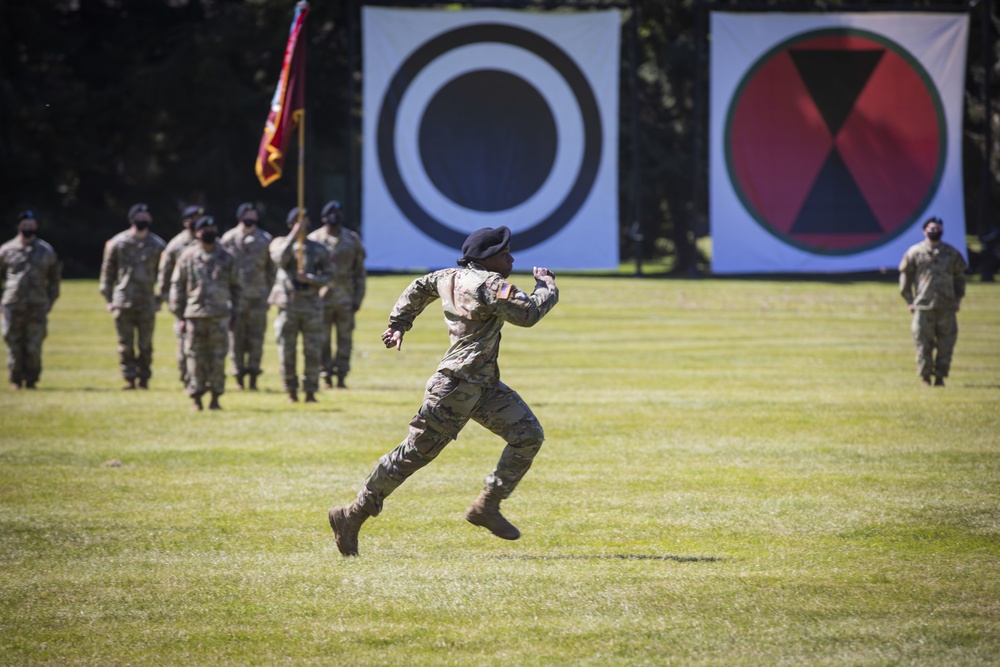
[158,205,204,385]
[169,216,240,411]
[99,203,166,390]
[899,216,966,387]
[221,202,275,390]
[328,226,559,557]
[0,211,60,390]
[308,200,366,389]
[268,207,330,403]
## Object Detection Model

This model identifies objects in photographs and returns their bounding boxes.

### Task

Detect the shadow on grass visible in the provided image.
[491,553,723,563]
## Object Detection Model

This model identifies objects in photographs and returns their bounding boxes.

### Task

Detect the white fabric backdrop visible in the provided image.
[710,12,968,274]
[363,7,620,271]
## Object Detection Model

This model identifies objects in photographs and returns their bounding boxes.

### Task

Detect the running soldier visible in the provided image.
[328,226,559,556]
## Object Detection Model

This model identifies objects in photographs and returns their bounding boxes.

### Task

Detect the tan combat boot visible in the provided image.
[304,391,318,403]
[122,378,136,390]
[208,393,222,410]
[328,503,369,556]
[465,489,520,540]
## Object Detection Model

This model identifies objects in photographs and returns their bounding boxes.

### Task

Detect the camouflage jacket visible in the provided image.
[0,236,60,308]
[307,225,366,309]
[899,241,966,311]
[388,264,559,384]
[221,225,275,305]
[100,230,166,310]
[158,229,197,302]
[169,243,240,319]
[267,234,331,310]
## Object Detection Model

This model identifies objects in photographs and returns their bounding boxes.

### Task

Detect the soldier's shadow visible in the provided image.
[490,553,724,563]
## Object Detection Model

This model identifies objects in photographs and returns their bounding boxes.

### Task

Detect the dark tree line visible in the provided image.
[1,0,996,277]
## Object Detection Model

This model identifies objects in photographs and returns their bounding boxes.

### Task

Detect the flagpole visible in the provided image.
[296,109,306,272]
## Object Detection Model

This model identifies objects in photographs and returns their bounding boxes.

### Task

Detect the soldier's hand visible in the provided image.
[296,271,311,284]
[178,320,187,334]
[908,305,916,314]
[106,303,115,313]
[381,327,403,351]
[533,266,555,282]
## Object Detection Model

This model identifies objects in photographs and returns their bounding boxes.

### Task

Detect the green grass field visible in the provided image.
[1,276,998,666]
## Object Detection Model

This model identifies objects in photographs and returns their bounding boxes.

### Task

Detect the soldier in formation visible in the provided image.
[899,216,967,387]
[221,202,275,390]
[268,208,330,403]
[328,226,559,557]
[308,200,366,389]
[99,203,166,390]
[158,205,204,385]
[169,216,239,411]
[0,210,60,390]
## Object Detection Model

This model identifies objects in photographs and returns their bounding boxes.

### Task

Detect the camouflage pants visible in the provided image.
[321,299,355,379]
[911,308,959,379]
[183,317,228,397]
[229,300,268,377]
[274,307,322,392]
[356,372,545,517]
[114,307,156,381]
[2,304,48,384]
[173,318,187,384]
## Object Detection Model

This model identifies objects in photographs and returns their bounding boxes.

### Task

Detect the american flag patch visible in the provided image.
[497,282,513,299]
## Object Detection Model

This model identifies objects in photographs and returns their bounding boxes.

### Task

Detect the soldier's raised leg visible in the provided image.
[465,382,544,540]
[329,373,479,556]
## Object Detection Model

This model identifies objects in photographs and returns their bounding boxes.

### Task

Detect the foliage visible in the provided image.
[0,0,997,276]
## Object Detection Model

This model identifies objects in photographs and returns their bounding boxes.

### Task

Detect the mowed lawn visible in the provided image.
[1,275,998,666]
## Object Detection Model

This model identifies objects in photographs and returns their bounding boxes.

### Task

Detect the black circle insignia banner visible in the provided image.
[376,23,603,251]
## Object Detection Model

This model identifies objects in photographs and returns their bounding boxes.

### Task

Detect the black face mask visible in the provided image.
[927,230,943,241]
[241,219,257,227]
[133,220,150,231]
[200,231,218,244]
[20,228,37,240]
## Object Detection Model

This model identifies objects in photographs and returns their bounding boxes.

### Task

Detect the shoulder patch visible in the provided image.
[497,282,513,300]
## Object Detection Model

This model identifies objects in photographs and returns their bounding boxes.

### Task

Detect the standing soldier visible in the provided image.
[899,216,967,386]
[99,203,166,390]
[0,210,60,390]
[268,207,330,403]
[308,200,366,389]
[169,216,240,411]
[158,205,204,384]
[328,226,559,557]
[221,202,275,390]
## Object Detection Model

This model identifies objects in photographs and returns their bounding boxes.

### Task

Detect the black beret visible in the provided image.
[193,215,216,231]
[922,216,943,229]
[182,205,205,220]
[128,203,150,221]
[16,210,36,223]
[458,226,511,266]
[286,207,307,225]
[321,200,342,219]
[236,202,257,219]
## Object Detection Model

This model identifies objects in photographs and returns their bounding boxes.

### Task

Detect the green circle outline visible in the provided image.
[723,27,948,256]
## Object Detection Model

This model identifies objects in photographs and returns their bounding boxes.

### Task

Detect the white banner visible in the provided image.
[710,12,968,274]
[362,7,620,271]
